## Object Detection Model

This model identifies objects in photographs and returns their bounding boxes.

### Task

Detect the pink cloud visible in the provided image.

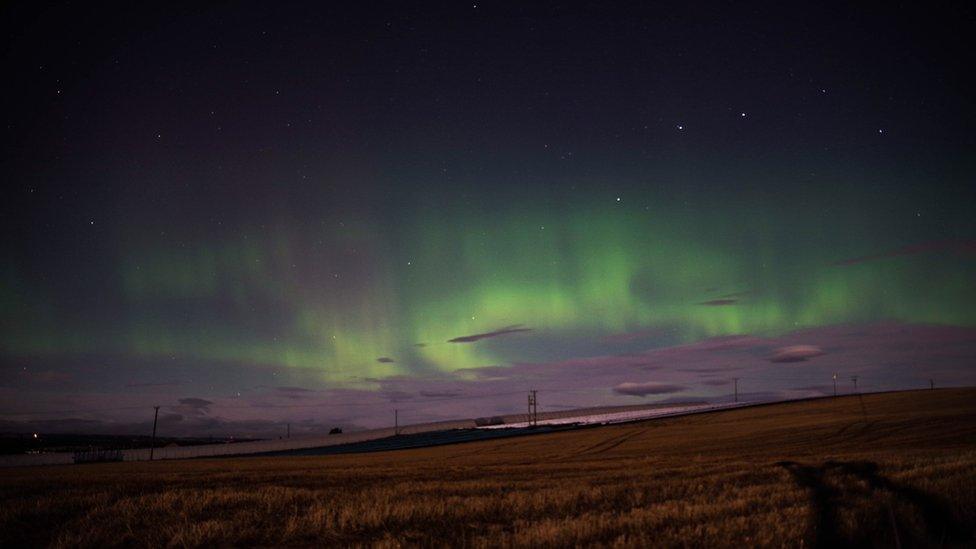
[3,322,975,436]
[768,345,825,363]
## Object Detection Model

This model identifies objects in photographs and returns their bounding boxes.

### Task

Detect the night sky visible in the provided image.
[3,2,975,437]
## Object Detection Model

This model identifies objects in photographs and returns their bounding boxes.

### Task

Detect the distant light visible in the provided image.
[33,433,38,439]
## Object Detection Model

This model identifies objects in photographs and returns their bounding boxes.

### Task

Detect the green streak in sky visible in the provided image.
[2,189,974,383]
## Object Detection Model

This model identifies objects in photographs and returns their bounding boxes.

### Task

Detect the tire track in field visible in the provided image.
[573,427,650,456]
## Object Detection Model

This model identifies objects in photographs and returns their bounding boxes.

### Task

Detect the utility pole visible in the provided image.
[533,390,538,425]
[832,373,837,397]
[150,405,160,461]
[527,390,538,426]
[732,377,739,403]
[930,379,934,390]
[394,409,399,435]
[851,375,859,394]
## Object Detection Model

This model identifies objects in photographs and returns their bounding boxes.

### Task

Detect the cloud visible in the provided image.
[768,345,825,363]
[662,335,764,353]
[178,397,213,408]
[176,397,213,415]
[159,413,184,424]
[612,381,686,397]
[376,357,395,363]
[4,322,975,436]
[448,325,532,343]
[699,299,738,306]
[833,239,976,266]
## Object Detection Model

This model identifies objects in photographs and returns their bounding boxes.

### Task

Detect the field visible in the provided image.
[2,389,975,547]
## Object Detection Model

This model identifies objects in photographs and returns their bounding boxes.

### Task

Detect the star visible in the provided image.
[740,112,746,117]
[676,125,684,130]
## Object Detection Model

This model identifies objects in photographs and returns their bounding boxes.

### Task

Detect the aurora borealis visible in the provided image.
[2,2,975,436]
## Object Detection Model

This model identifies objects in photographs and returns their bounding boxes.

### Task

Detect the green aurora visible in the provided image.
[3,185,974,385]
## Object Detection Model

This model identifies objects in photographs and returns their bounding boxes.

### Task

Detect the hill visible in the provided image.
[1,388,974,546]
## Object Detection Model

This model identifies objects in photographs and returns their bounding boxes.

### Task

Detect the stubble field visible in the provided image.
[2,388,975,547]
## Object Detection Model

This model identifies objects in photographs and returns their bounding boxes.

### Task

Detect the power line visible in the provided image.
[0,374,951,422]
[0,390,534,417]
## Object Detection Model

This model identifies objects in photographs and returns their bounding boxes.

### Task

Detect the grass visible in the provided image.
[1,388,975,547]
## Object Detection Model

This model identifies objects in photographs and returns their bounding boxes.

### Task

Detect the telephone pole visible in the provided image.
[930,379,934,390]
[732,377,739,403]
[851,375,859,394]
[832,373,837,397]
[394,409,399,435]
[527,390,538,426]
[150,405,160,461]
